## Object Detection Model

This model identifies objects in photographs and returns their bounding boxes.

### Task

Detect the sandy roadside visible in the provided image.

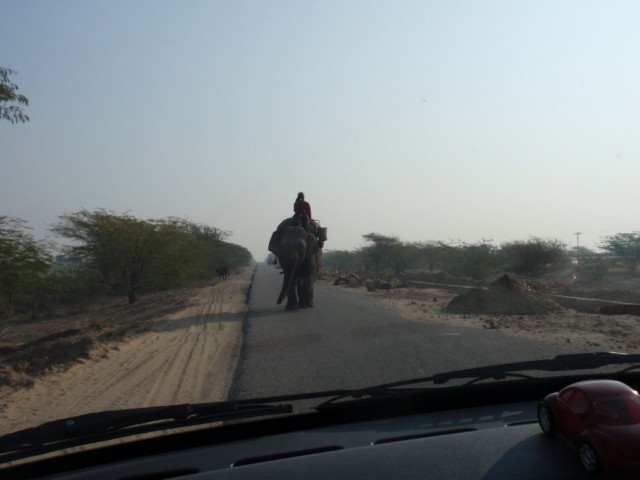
[0,266,255,437]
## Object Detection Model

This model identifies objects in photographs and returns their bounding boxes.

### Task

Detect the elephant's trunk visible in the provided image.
[277,264,296,304]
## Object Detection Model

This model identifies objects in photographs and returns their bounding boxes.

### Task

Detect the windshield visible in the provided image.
[2,0,640,457]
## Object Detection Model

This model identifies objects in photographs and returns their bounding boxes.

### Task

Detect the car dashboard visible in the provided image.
[5,400,594,480]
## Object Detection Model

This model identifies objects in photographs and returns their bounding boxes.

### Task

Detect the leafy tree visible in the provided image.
[177,219,229,243]
[53,210,170,303]
[141,218,203,290]
[579,256,609,282]
[166,218,251,276]
[413,241,450,273]
[144,218,250,286]
[0,216,51,313]
[322,250,355,271]
[359,233,403,274]
[599,232,640,274]
[178,220,232,275]
[442,240,502,280]
[45,263,105,312]
[500,237,566,277]
[0,67,29,124]
[218,241,252,270]
[391,242,422,274]
[52,210,252,304]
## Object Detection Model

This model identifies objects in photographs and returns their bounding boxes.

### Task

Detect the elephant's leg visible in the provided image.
[300,290,313,308]
[307,284,314,307]
[299,258,319,308]
[285,281,300,310]
[299,277,314,308]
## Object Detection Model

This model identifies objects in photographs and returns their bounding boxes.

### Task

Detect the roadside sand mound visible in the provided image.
[446,274,564,315]
[490,274,531,293]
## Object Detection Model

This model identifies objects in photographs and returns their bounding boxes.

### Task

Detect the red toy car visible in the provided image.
[538,379,640,475]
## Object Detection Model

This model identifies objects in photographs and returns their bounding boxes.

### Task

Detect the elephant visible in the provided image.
[268,218,322,310]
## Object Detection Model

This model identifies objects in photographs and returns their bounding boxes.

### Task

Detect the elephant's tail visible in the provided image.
[277,266,296,305]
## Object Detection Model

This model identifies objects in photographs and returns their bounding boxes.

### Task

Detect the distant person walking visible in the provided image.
[293,192,312,229]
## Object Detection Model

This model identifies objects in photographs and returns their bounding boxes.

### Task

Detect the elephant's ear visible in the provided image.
[268,231,280,255]
[305,233,320,259]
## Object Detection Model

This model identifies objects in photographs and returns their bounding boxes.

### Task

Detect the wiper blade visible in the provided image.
[318,351,640,408]
[0,401,292,459]
[431,351,640,384]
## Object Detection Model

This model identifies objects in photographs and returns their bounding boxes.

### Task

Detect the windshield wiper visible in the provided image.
[431,351,640,384]
[317,351,640,408]
[0,400,292,460]
[0,387,360,463]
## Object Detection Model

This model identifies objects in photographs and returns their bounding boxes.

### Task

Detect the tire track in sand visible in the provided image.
[0,267,254,436]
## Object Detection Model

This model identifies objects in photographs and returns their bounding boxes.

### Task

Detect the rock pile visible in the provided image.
[445,274,564,315]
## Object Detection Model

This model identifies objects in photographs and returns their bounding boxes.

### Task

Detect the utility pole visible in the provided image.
[574,232,582,271]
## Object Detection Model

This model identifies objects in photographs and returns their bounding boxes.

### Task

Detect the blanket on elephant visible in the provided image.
[272,217,325,245]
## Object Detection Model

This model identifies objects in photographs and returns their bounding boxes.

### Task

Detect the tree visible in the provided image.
[413,241,449,273]
[388,242,417,275]
[142,218,250,287]
[599,232,640,274]
[442,240,502,280]
[52,210,252,304]
[45,263,105,312]
[53,210,168,304]
[579,256,609,282]
[139,218,203,290]
[0,67,29,124]
[0,216,51,313]
[500,237,566,277]
[321,249,362,271]
[359,233,403,274]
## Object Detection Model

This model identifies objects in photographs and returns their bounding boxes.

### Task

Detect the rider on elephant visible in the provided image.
[293,192,312,230]
[292,191,325,248]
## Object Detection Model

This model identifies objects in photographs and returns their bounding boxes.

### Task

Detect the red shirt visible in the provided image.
[294,199,312,220]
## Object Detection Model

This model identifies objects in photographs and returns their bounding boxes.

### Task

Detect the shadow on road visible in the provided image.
[247,307,287,320]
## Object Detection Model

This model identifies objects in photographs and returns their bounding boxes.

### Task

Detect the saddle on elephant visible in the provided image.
[313,221,328,245]
[285,216,327,248]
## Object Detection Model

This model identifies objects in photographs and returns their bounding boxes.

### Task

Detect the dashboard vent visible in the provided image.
[373,428,477,445]
[232,446,343,467]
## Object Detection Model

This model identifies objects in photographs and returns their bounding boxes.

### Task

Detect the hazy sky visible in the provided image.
[2,1,639,260]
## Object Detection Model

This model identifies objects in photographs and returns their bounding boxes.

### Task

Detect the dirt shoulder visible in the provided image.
[0,266,255,436]
[321,281,640,353]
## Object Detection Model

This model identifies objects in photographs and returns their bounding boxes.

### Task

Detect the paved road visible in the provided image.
[230,263,577,401]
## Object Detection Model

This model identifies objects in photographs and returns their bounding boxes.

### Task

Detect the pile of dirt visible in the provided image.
[489,274,532,293]
[445,274,564,315]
